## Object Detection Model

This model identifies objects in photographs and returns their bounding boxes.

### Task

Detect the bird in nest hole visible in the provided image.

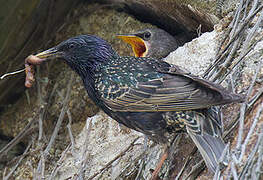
[117,28,180,59]
[29,34,244,175]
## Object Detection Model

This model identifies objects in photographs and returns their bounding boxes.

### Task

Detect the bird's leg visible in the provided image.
[150,134,182,180]
[143,135,149,150]
[150,145,169,180]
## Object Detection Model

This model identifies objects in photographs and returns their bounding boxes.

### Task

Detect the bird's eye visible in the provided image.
[68,43,76,49]
[143,32,151,40]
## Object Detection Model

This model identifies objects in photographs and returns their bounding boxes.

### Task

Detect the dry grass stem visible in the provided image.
[88,137,140,180]
[0,68,25,79]
[3,141,32,180]
[34,73,74,178]
[48,144,71,180]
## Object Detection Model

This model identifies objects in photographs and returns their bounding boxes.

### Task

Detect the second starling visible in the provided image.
[117,28,179,59]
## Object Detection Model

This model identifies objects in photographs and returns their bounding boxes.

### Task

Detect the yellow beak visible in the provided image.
[117,34,147,57]
[35,47,62,59]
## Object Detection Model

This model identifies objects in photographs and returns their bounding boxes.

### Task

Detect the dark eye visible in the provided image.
[68,43,76,49]
[143,32,151,40]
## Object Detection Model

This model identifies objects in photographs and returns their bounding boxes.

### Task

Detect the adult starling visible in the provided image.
[33,35,244,173]
[117,28,179,59]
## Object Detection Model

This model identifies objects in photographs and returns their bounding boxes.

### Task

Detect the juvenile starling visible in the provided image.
[117,28,179,59]
[33,35,244,173]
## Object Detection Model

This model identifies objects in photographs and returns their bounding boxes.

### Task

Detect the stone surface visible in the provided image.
[55,111,144,179]
[1,1,262,180]
[165,30,219,76]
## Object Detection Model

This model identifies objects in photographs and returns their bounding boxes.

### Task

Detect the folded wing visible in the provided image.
[101,69,244,112]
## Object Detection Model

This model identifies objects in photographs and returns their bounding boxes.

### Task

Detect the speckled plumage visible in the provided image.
[37,35,244,172]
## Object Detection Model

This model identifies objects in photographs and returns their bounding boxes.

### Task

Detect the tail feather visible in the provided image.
[187,127,226,172]
[183,107,227,172]
[169,107,227,172]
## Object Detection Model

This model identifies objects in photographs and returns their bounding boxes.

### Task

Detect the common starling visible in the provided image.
[117,28,179,59]
[32,35,244,173]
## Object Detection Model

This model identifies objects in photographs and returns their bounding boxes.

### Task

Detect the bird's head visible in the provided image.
[117,28,179,59]
[35,35,118,77]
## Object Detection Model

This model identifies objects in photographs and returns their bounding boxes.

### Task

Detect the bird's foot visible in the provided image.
[150,148,168,180]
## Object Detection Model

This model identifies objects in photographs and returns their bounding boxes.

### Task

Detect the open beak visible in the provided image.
[117,34,147,57]
[35,47,62,59]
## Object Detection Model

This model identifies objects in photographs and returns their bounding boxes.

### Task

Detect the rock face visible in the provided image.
[0,1,262,180]
[165,31,219,76]
[0,0,80,108]
[55,111,144,180]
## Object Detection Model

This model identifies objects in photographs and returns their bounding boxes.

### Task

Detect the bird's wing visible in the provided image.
[101,70,243,112]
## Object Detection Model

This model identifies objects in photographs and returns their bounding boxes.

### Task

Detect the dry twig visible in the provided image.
[2,141,32,180]
[238,123,263,179]
[185,1,263,178]
[67,109,76,153]
[0,68,25,79]
[88,137,140,180]
[0,110,40,159]
[48,144,71,180]
[203,2,263,80]
[34,73,74,178]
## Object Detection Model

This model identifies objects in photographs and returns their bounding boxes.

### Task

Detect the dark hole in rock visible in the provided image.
[96,0,216,45]
[0,133,26,167]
